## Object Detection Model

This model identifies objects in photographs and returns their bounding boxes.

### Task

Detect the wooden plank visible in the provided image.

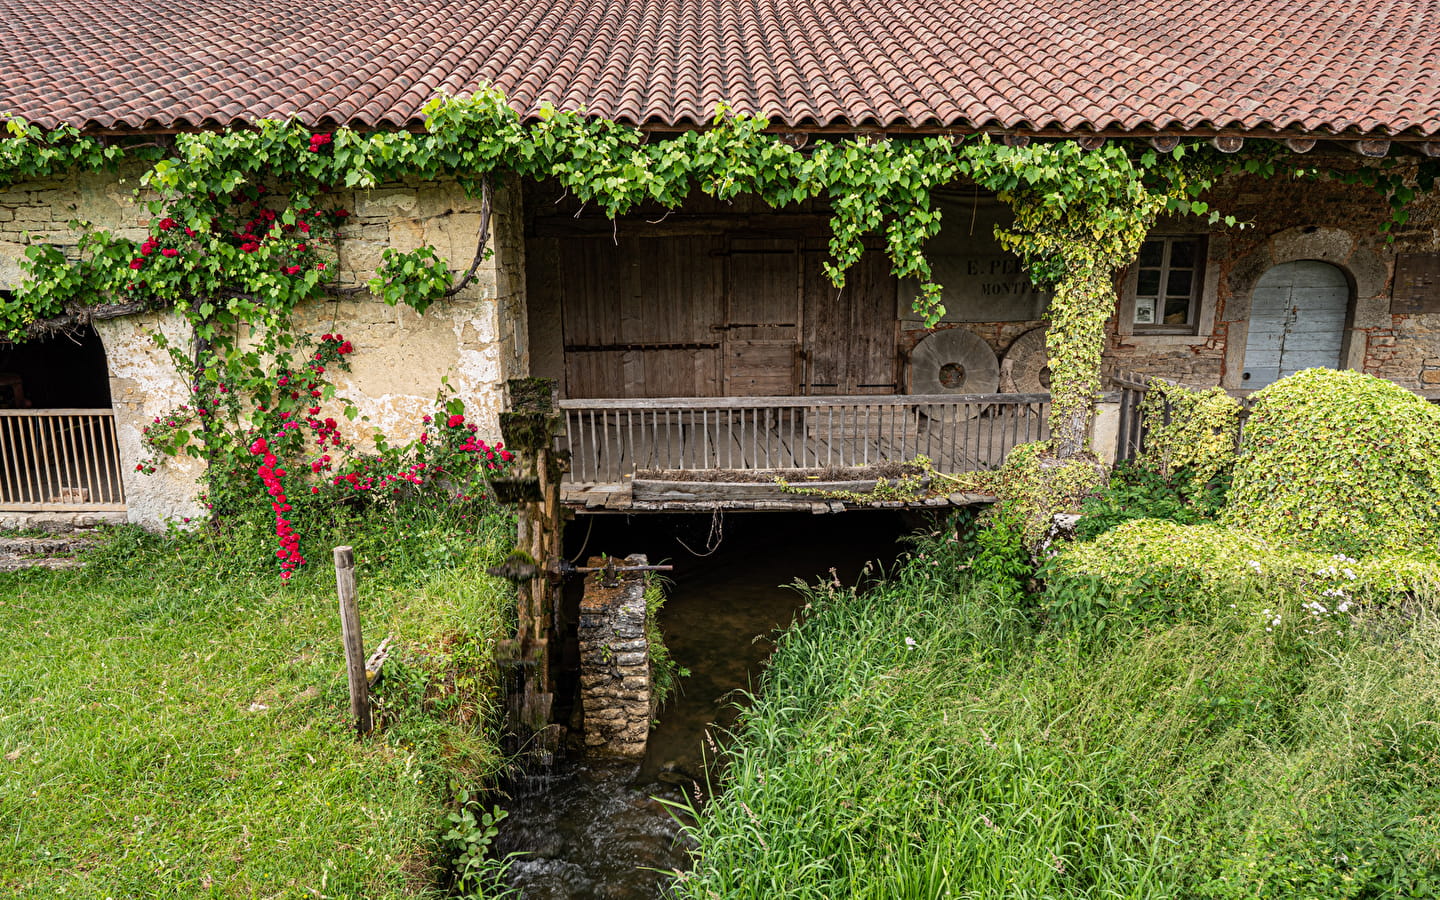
[632,478,882,501]
[558,393,1052,409]
[1393,252,1440,314]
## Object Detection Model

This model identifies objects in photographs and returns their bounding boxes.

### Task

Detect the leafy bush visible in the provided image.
[1073,461,1227,541]
[1225,368,1440,555]
[1135,381,1243,494]
[955,507,1034,603]
[1047,518,1440,635]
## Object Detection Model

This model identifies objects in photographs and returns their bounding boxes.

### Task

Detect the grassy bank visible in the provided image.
[0,508,514,898]
[676,527,1440,899]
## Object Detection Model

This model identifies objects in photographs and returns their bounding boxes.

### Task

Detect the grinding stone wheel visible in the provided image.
[910,329,1000,420]
[1000,326,1051,394]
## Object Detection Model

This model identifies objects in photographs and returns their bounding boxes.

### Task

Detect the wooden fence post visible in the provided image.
[334,545,372,736]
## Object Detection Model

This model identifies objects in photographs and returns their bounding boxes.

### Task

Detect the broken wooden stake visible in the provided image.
[334,546,372,736]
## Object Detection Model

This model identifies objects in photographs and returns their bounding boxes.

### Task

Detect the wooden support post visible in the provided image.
[489,378,568,750]
[334,546,372,736]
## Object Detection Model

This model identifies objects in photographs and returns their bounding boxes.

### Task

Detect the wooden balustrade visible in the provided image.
[0,410,126,510]
[558,393,1051,484]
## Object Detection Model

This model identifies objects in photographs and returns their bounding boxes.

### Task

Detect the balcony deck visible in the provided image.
[557,393,1049,512]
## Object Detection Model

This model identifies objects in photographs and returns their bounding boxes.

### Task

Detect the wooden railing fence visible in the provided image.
[559,393,1051,484]
[0,409,126,510]
[1108,370,1440,463]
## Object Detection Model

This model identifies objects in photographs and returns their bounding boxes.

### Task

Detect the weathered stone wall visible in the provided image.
[1104,163,1440,391]
[896,162,1440,396]
[0,170,527,528]
[576,555,652,758]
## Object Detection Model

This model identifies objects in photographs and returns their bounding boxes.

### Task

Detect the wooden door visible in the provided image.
[803,247,898,395]
[560,235,724,398]
[1242,260,1349,389]
[722,239,802,396]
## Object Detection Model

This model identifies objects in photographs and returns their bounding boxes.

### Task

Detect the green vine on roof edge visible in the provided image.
[0,88,1433,460]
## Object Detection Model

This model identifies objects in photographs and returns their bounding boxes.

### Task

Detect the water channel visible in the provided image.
[491,511,913,899]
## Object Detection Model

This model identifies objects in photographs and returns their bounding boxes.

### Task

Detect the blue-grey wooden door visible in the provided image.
[1242,261,1349,389]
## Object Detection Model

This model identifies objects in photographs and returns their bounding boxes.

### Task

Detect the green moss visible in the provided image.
[1224,369,1440,555]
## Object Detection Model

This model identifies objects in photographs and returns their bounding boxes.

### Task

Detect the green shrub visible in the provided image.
[1225,368,1440,555]
[1073,462,1227,541]
[955,507,1034,602]
[1047,519,1440,635]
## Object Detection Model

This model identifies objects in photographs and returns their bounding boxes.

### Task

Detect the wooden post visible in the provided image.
[334,545,372,736]
[489,378,567,749]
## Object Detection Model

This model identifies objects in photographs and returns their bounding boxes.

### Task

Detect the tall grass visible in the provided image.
[675,529,1440,899]
[0,502,516,898]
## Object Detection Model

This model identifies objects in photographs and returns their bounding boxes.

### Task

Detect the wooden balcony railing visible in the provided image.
[0,409,126,511]
[558,394,1051,484]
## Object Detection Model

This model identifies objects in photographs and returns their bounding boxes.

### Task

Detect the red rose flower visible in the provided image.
[129,258,145,270]
[160,248,179,258]
[157,217,177,231]
[284,265,302,275]
[447,414,465,428]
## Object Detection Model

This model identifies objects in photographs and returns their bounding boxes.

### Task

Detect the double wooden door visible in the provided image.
[557,234,897,399]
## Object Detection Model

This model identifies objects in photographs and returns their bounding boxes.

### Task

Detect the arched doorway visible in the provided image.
[1241,261,1350,389]
[0,328,125,512]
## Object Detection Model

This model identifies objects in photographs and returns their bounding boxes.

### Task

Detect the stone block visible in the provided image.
[355,188,419,217]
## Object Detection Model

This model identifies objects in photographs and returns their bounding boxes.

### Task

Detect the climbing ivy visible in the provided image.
[1224,369,1440,555]
[2,86,1433,476]
[1136,381,1244,494]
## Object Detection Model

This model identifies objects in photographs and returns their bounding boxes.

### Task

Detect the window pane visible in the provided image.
[1169,239,1197,268]
[1138,241,1164,267]
[1137,269,1161,295]
[1163,297,1191,324]
[1167,269,1194,296]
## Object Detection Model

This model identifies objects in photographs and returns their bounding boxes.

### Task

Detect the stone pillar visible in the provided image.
[1090,399,1122,467]
[577,554,651,758]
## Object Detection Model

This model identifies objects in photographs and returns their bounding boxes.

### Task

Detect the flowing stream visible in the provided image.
[491,511,911,899]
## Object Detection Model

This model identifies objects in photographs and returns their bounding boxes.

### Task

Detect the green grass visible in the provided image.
[0,508,515,899]
[676,528,1440,899]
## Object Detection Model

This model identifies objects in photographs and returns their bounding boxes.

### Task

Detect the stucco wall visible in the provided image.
[0,171,527,528]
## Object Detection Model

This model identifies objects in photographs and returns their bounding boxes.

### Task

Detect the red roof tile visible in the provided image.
[2,0,1438,136]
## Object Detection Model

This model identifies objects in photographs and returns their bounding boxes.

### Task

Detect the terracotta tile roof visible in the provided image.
[2,0,1438,137]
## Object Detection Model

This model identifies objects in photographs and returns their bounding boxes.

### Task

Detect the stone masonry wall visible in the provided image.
[0,169,527,528]
[893,163,1440,396]
[577,555,652,758]
[1104,163,1440,391]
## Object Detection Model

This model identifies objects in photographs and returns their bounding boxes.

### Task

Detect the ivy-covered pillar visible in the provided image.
[1044,262,1115,458]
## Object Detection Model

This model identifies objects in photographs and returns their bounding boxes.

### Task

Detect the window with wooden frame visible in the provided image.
[1128,236,1206,334]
